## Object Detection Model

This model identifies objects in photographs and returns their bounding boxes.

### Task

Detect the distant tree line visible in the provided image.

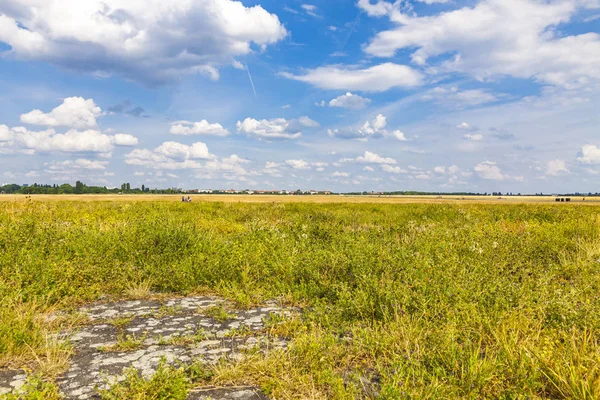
[0,181,183,195]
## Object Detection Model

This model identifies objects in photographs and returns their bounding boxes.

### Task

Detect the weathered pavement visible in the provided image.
[0,296,295,399]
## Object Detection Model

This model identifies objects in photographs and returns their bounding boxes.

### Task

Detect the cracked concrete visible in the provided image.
[0,296,295,400]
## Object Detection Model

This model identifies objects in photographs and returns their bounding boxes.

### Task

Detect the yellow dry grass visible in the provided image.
[1,194,598,205]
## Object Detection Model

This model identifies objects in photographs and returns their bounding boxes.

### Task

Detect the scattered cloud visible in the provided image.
[0,0,287,85]
[286,159,311,170]
[0,124,137,155]
[340,151,397,164]
[125,141,214,170]
[237,116,318,140]
[382,165,407,174]
[329,92,372,109]
[363,0,600,88]
[170,120,230,136]
[577,144,600,164]
[20,97,103,129]
[281,63,423,92]
[546,159,571,176]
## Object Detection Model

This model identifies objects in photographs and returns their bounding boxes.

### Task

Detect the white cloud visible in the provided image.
[6,126,134,154]
[340,151,397,164]
[577,144,600,164]
[457,122,476,130]
[390,130,408,141]
[363,0,600,89]
[125,141,213,170]
[286,159,311,170]
[382,164,407,174]
[363,166,375,172]
[474,161,506,180]
[329,114,387,139]
[301,4,320,18]
[154,141,213,160]
[315,100,326,107]
[20,97,103,129]
[434,166,446,174]
[203,154,250,178]
[281,63,423,92]
[0,0,287,85]
[0,125,11,142]
[170,120,230,136]
[546,159,571,176]
[112,133,139,146]
[298,116,320,128]
[237,116,318,139]
[232,60,245,70]
[464,134,483,141]
[329,92,372,110]
[46,159,109,171]
[329,113,409,141]
[332,171,350,177]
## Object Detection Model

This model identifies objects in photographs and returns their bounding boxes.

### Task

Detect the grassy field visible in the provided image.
[1,198,600,398]
[1,193,600,204]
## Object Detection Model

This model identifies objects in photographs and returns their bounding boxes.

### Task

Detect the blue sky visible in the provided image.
[0,0,599,192]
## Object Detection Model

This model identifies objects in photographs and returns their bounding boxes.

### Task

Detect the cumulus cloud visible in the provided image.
[329,92,372,110]
[0,0,287,85]
[332,171,350,177]
[170,120,230,136]
[546,159,571,176]
[20,97,103,129]
[281,63,423,92]
[362,0,600,88]
[381,164,407,174]
[1,125,137,154]
[112,133,139,146]
[577,144,600,164]
[474,161,523,181]
[390,130,408,141]
[203,154,251,178]
[340,151,397,164]
[237,116,318,140]
[125,141,214,170]
[286,159,311,170]
[329,114,409,141]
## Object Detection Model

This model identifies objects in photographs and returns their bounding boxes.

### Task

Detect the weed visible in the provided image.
[99,332,147,353]
[202,305,236,322]
[158,330,208,346]
[2,201,600,397]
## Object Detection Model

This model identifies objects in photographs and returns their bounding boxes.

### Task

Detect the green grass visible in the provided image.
[201,305,236,322]
[99,332,147,353]
[98,358,212,400]
[1,200,600,398]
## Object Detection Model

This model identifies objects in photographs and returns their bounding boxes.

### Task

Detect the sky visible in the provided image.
[0,0,599,193]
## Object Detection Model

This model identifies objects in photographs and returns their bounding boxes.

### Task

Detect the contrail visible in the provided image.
[245,63,257,99]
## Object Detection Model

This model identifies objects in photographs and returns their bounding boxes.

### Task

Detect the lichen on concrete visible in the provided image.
[0,296,296,400]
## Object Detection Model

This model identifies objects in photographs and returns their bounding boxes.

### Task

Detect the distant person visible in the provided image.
[182,196,186,202]
[187,196,192,202]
